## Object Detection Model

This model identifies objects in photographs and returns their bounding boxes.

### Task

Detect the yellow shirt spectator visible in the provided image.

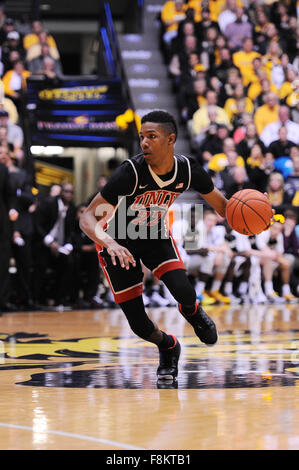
[254,97,279,135]
[208,153,245,172]
[233,49,262,86]
[192,105,231,135]
[224,97,254,122]
[161,0,186,33]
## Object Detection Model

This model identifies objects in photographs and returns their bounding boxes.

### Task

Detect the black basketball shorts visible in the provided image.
[96,235,185,303]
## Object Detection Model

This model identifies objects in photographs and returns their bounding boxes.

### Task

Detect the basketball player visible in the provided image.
[80,110,228,382]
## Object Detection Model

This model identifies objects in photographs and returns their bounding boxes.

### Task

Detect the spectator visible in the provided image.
[178,77,207,123]
[217,0,238,34]
[199,123,229,165]
[225,165,254,199]
[0,160,19,314]
[255,220,297,302]
[1,30,26,73]
[282,209,299,295]
[184,209,232,304]
[262,40,284,90]
[72,204,102,309]
[160,0,186,48]
[0,17,17,45]
[195,6,220,42]
[27,42,63,76]
[190,89,230,145]
[26,29,60,63]
[224,7,252,51]
[267,171,293,214]
[268,126,296,159]
[253,8,270,51]
[2,59,31,110]
[236,122,266,160]
[208,137,245,174]
[260,105,299,146]
[32,182,77,308]
[246,144,273,193]
[0,145,36,310]
[0,109,23,154]
[213,47,236,85]
[23,20,58,53]
[254,91,279,135]
[232,37,261,86]
[224,82,254,124]
[279,67,299,107]
[285,149,299,207]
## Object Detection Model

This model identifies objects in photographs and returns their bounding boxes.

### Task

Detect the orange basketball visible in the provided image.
[226,189,273,236]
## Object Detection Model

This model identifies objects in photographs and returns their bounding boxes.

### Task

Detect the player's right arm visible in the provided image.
[79,192,136,270]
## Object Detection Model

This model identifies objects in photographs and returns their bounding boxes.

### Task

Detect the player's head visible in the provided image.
[141,110,178,142]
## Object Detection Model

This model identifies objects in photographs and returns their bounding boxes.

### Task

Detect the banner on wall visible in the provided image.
[26,76,138,148]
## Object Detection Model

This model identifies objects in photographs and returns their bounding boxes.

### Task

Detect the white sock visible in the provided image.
[225,282,233,295]
[211,279,221,292]
[264,281,274,295]
[239,282,248,295]
[282,284,291,296]
[195,281,205,296]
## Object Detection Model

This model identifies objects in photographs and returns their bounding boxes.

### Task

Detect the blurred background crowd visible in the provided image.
[0,0,298,313]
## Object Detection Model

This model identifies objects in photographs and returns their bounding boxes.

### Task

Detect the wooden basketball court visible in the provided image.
[0,304,298,450]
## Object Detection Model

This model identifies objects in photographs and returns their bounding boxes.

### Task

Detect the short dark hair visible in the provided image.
[141,110,178,141]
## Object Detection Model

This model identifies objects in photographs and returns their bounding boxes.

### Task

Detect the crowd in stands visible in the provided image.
[158,0,299,305]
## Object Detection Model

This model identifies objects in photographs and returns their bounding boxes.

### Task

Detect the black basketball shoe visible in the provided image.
[192,305,218,345]
[157,338,181,381]
[179,303,218,346]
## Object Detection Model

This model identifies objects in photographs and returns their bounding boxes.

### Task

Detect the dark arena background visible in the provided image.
[0,0,298,453]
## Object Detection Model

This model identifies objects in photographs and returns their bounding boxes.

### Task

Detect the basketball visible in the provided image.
[226,189,273,235]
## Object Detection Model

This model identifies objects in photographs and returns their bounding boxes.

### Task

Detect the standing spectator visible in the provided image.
[72,204,102,309]
[0,161,18,314]
[33,182,77,308]
[0,145,36,310]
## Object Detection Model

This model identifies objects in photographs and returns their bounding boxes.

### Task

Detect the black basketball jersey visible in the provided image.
[100,153,214,243]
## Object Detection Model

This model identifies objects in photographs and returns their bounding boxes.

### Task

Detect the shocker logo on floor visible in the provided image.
[0,332,298,389]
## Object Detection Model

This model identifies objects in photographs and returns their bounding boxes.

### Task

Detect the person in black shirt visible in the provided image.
[80,110,229,384]
[268,126,296,159]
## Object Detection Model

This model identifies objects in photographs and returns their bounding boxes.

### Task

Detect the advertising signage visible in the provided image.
[26,76,138,148]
